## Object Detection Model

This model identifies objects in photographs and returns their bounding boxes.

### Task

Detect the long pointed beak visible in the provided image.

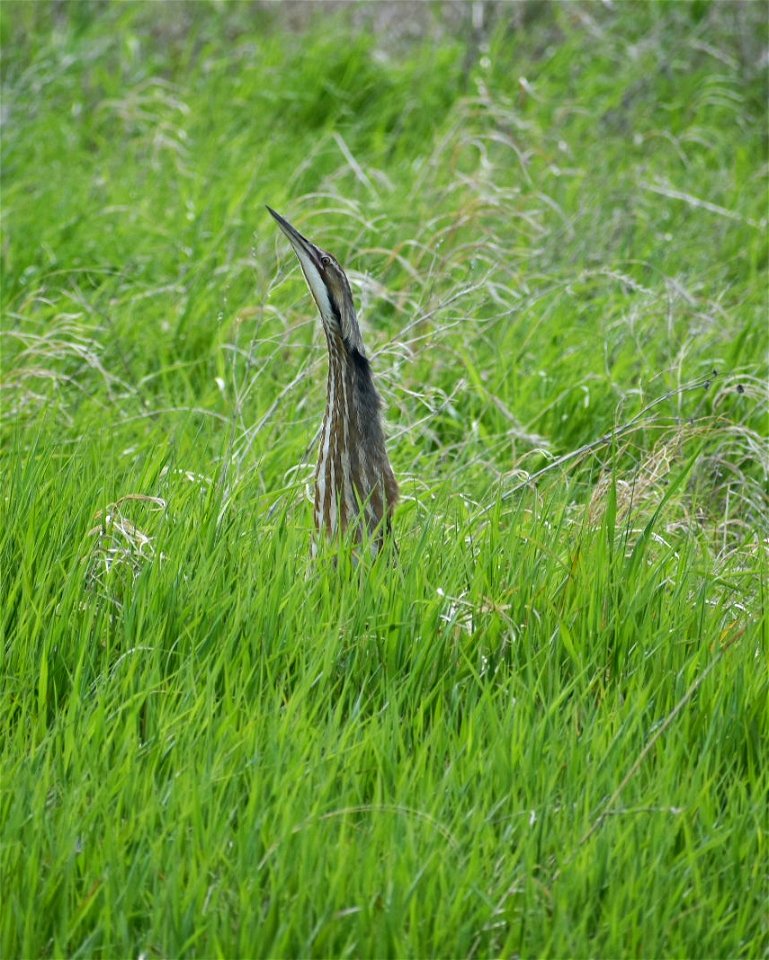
[266,206,322,271]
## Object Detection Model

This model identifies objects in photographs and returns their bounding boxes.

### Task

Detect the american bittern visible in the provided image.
[267,206,398,552]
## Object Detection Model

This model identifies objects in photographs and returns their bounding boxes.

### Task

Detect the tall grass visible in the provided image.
[1,1,767,956]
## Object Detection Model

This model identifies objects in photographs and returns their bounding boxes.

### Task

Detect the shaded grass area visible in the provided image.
[1,1,767,957]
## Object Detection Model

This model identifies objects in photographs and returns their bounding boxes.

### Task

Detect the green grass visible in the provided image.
[1,1,767,956]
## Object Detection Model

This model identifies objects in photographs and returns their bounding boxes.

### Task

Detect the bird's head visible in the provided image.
[267,206,365,356]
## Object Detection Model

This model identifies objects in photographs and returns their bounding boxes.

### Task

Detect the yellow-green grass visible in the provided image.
[1,2,767,956]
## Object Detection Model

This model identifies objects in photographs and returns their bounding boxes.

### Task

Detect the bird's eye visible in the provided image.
[320,255,331,268]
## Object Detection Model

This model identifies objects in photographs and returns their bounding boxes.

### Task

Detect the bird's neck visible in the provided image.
[314,335,391,540]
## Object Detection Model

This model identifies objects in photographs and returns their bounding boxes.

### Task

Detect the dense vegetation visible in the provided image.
[2,1,767,956]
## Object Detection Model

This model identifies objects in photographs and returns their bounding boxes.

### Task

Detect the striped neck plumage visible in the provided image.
[314,333,389,543]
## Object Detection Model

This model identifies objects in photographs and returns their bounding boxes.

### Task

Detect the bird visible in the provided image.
[267,206,398,554]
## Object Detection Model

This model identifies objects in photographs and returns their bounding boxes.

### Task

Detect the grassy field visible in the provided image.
[1,1,767,956]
